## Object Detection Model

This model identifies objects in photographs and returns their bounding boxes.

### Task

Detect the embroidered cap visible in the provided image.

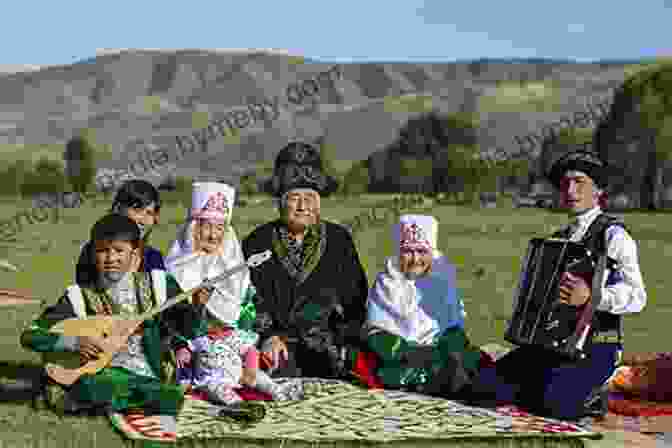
[189,182,235,223]
[393,215,438,253]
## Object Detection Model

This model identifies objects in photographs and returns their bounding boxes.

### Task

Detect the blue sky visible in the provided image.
[3,0,669,66]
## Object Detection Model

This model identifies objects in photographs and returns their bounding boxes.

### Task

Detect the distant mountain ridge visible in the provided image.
[0,49,657,190]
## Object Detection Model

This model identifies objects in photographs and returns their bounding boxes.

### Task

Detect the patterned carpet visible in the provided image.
[110,379,601,448]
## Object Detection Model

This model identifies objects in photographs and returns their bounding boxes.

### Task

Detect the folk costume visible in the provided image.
[363,215,482,395]
[166,182,296,404]
[21,215,202,417]
[76,180,166,286]
[242,141,369,379]
[467,151,647,420]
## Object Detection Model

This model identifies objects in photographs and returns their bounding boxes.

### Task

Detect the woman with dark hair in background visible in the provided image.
[75,180,165,285]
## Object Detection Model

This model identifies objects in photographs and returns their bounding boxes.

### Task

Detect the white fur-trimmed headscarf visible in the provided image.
[165,182,250,326]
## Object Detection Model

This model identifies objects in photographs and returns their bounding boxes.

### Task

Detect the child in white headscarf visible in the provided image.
[166,182,301,404]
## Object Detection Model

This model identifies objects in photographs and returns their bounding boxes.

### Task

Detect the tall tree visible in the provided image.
[315,136,344,195]
[64,132,96,194]
[396,110,479,195]
[595,62,672,209]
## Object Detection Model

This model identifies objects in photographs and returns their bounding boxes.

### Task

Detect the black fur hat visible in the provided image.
[547,150,608,189]
[262,141,339,197]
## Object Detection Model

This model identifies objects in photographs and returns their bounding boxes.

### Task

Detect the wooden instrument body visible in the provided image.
[49,315,142,339]
[45,316,145,385]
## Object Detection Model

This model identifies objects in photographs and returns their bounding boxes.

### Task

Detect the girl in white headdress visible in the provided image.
[362,215,485,397]
[166,182,300,404]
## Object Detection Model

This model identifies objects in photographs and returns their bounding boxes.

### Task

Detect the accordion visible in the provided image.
[504,238,598,361]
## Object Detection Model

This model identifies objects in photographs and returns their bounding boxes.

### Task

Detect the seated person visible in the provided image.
[464,151,647,421]
[242,141,369,379]
[76,180,165,285]
[166,182,299,403]
[21,214,208,415]
[363,214,483,396]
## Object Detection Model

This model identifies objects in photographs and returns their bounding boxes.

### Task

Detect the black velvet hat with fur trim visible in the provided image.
[547,150,608,189]
[262,141,339,197]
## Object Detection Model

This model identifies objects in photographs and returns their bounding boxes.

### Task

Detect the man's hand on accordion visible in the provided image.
[558,272,591,307]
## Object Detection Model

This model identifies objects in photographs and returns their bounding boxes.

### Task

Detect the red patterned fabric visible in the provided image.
[207,326,234,339]
[609,392,672,417]
[479,350,497,369]
[495,405,586,433]
[351,350,384,389]
[610,354,672,402]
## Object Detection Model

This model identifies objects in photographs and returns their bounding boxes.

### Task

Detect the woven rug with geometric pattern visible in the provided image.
[110,378,602,447]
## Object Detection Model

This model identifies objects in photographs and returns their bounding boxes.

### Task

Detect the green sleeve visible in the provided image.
[20,294,79,353]
[367,330,417,363]
[235,285,257,332]
[165,273,182,301]
[160,272,208,349]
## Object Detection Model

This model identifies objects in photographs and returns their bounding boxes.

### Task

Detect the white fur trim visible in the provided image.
[151,270,167,306]
[66,285,87,318]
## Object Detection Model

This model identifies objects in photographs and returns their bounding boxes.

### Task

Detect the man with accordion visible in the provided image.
[463,150,647,421]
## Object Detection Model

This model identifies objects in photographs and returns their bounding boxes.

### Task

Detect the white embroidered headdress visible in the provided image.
[166,182,250,326]
[392,214,440,257]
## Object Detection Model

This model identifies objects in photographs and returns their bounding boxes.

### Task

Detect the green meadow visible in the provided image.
[0,197,668,446]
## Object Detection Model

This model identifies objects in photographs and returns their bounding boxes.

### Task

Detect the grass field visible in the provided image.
[0,194,669,446]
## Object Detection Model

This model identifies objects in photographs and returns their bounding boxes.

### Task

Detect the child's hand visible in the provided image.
[176,347,192,368]
[241,367,257,386]
[192,287,211,305]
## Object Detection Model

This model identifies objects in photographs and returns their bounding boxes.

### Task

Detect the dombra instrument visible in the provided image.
[505,238,599,361]
[45,250,272,386]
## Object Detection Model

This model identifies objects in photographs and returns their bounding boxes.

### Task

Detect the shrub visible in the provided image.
[20,157,66,196]
[0,160,30,197]
[240,173,258,196]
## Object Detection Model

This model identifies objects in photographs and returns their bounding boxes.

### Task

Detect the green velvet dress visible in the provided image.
[366,289,482,390]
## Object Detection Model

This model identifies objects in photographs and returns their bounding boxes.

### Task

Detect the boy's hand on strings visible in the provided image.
[79,336,106,362]
[241,367,257,386]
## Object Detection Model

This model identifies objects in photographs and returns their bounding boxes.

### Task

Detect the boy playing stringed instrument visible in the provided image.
[20,214,210,416]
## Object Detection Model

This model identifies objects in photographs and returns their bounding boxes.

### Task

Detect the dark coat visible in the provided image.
[242,220,369,378]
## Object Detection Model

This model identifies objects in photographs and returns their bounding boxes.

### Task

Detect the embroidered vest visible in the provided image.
[552,213,626,340]
[41,271,168,376]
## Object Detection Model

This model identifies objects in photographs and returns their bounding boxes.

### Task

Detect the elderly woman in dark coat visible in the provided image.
[241,141,369,379]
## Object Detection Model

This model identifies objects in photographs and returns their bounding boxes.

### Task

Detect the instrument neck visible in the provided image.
[139,262,249,321]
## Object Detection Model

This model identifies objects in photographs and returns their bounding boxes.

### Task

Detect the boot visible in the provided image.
[583,384,609,419]
[420,352,473,397]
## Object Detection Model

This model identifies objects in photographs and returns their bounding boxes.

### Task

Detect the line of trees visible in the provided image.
[363,110,532,204]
